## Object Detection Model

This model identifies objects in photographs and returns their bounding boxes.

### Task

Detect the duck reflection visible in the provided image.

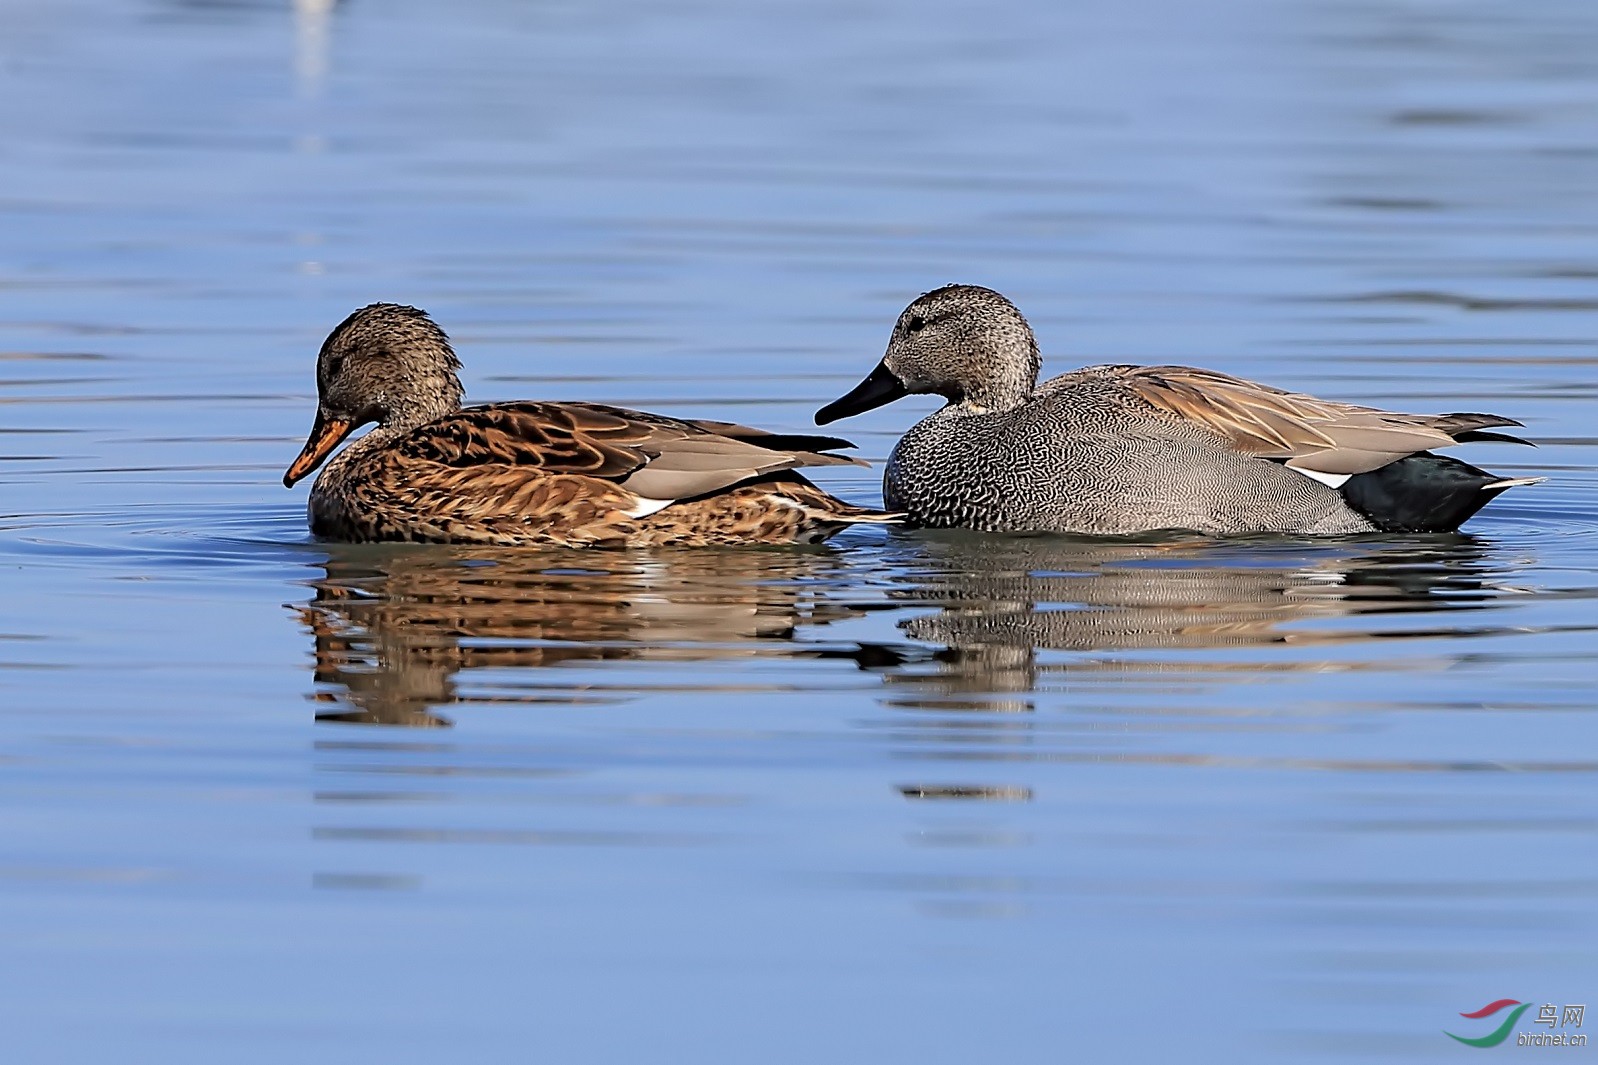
[296,533,1521,727]
[874,534,1513,709]
[297,544,868,727]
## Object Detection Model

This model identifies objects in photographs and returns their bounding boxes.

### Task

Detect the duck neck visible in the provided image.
[957,340,1039,413]
[320,421,409,479]
[327,375,464,474]
[385,376,463,433]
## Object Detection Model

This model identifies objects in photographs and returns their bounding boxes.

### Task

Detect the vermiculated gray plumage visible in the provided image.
[884,372,1372,534]
[816,285,1541,537]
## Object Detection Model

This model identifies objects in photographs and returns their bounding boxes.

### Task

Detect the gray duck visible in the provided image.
[816,284,1541,536]
[284,304,899,547]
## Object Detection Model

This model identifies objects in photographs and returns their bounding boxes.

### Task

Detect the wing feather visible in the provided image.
[389,401,863,509]
[1081,365,1521,475]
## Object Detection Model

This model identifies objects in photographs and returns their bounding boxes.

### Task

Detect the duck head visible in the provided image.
[815,284,1042,425]
[284,303,466,487]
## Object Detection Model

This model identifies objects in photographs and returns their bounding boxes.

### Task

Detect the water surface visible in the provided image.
[1,0,1595,1061]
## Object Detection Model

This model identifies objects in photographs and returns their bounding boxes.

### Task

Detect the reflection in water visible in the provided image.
[877,535,1523,711]
[297,544,870,726]
[898,784,1033,802]
[293,0,339,98]
[296,533,1535,728]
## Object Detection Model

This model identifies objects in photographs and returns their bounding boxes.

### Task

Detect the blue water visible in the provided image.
[1,0,1595,1060]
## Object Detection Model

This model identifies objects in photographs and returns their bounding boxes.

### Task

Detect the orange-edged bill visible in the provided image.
[283,411,354,487]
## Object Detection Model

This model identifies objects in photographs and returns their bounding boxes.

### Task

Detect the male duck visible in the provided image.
[284,304,898,547]
[816,284,1541,536]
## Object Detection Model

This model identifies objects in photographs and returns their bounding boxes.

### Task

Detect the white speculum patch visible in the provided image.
[1286,465,1351,489]
[624,497,676,518]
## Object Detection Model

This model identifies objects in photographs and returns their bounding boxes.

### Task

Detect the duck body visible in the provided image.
[884,371,1372,535]
[287,305,899,548]
[819,286,1540,537]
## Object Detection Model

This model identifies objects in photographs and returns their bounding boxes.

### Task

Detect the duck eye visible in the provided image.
[907,315,926,333]
[319,354,346,389]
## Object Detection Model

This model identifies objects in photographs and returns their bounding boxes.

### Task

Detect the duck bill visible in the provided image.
[815,361,910,425]
[283,411,354,488]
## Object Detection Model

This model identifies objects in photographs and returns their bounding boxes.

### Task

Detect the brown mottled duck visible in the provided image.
[283,304,900,547]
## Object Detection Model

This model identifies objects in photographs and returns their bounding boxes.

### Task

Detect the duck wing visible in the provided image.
[394,401,865,501]
[685,417,867,468]
[1085,364,1528,476]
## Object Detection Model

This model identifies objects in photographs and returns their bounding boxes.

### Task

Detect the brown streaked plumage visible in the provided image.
[283,304,900,547]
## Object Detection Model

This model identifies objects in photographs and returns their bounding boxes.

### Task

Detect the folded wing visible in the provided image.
[392,400,865,503]
[1087,364,1527,476]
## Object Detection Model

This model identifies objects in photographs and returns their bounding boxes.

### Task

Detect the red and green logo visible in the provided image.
[1446,1000,1532,1048]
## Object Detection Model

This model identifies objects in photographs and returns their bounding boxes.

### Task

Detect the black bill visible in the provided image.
[814,361,910,425]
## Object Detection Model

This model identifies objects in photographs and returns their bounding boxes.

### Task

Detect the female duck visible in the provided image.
[816,284,1540,536]
[284,304,898,547]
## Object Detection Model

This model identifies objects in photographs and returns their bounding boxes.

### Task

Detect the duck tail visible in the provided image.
[763,477,904,528]
[822,505,906,525]
[687,420,872,469]
[795,493,905,526]
[1338,452,1545,532]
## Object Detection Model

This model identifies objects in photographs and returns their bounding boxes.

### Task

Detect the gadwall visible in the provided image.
[284,304,899,547]
[816,285,1540,535]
